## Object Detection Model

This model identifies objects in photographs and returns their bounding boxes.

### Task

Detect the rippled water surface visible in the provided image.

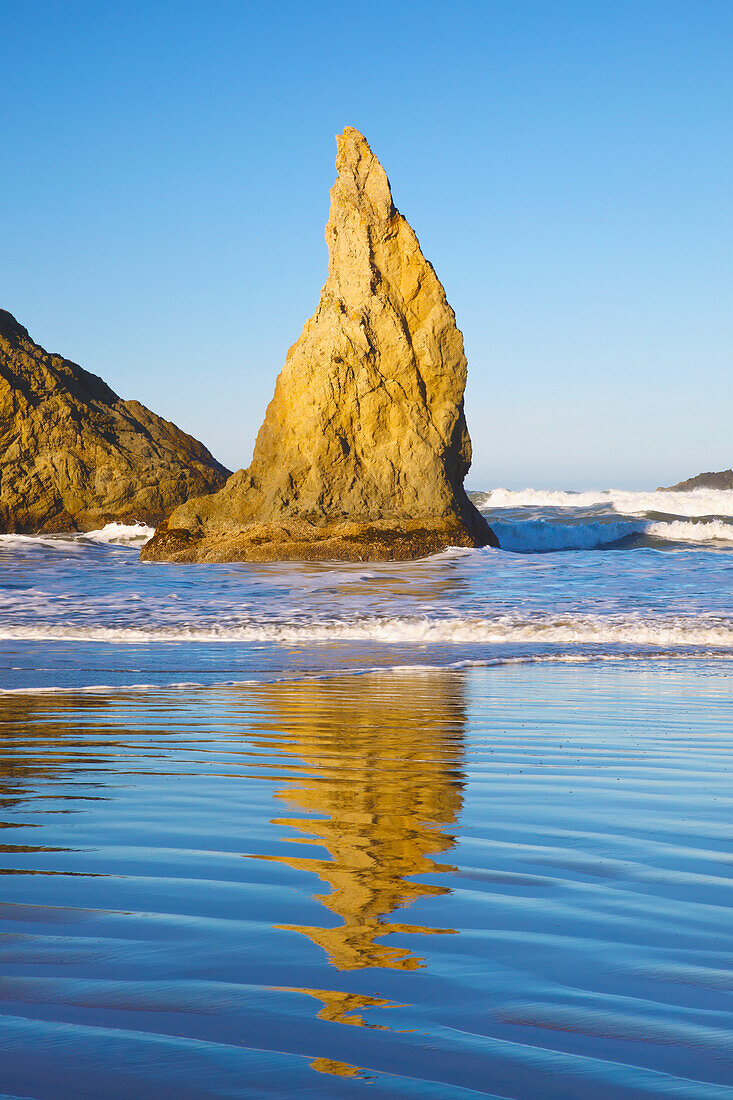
[0,665,731,1098]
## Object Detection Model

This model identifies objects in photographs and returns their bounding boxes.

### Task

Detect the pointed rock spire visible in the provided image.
[143,128,497,561]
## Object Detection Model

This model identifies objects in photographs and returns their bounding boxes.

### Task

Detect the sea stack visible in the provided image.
[143,127,497,562]
[0,310,229,533]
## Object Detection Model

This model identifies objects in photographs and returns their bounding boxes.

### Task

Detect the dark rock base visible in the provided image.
[141,515,499,563]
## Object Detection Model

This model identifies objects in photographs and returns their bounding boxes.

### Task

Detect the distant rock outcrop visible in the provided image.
[0,310,229,533]
[659,470,733,491]
[143,127,497,562]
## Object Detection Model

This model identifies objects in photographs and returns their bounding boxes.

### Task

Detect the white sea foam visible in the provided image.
[81,522,155,546]
[0,533,82,550]
[646,519,733,543]
[0,614,730,649]
[0,523,154,549]
[478,487,733,517]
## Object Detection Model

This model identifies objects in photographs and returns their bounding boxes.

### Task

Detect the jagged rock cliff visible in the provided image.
[659,470,733,491]
[0,310,229,532]
[143,127,497,562]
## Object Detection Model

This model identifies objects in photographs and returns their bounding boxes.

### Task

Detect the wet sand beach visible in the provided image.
[0,663,731,1098]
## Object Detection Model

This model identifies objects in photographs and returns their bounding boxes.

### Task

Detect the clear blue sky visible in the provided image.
[2,0,731,488]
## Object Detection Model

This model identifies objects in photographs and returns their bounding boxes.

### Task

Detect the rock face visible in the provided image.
[659,470,733,491]
[0,310,229,533]
[143,127,497,563]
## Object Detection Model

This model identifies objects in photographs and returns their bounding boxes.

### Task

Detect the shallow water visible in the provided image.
[0,664,731,1098]
[1,488,733,693]
[0,488,732,1095]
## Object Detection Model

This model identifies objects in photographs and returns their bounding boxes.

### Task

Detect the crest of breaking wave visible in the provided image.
[477,486,733,516]
[489,516,733,552]
[0,521,155,549]
[1,613,732,651]
[476,487,733,552]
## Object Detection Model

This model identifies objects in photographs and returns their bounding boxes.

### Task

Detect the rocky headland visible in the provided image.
[0,310,229,533]
[659,470,733,491]
[143,127,497,563]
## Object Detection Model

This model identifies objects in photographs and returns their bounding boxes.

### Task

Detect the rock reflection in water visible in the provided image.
[247,672,465,998]
[0,675,469,1087]
[0,694,112,869]
[0,692,117,780]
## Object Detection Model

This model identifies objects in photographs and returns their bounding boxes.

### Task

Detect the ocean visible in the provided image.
[0,488,731,1097]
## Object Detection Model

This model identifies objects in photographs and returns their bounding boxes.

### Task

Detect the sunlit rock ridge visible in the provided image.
[0,310,229,533]
[143,126,497,562]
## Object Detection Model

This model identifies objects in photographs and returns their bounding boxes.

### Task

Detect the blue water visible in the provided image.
[0,488,731,1097]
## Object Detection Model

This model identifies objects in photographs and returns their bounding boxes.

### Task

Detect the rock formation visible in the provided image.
[0,309,229,533]
[143,127,497,562]
[659,469,733,491]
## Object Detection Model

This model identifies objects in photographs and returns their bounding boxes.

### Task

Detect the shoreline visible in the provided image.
[1,651,731,697]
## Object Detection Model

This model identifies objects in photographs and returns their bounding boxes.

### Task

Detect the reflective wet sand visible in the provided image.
[0,664,731,1097]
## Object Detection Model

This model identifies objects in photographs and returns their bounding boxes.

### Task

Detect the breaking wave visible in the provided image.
[647,519,733,543]
[492,519,643,551]
[478,487,733,517]
[81,522,155,546]
[0,533,83,551]
[0,523,155,549]
[491,517,733,552]
[0,614,730,650]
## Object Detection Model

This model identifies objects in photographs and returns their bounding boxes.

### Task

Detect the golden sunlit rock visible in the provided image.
[0,310,228,533]
[142,127,497,562]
